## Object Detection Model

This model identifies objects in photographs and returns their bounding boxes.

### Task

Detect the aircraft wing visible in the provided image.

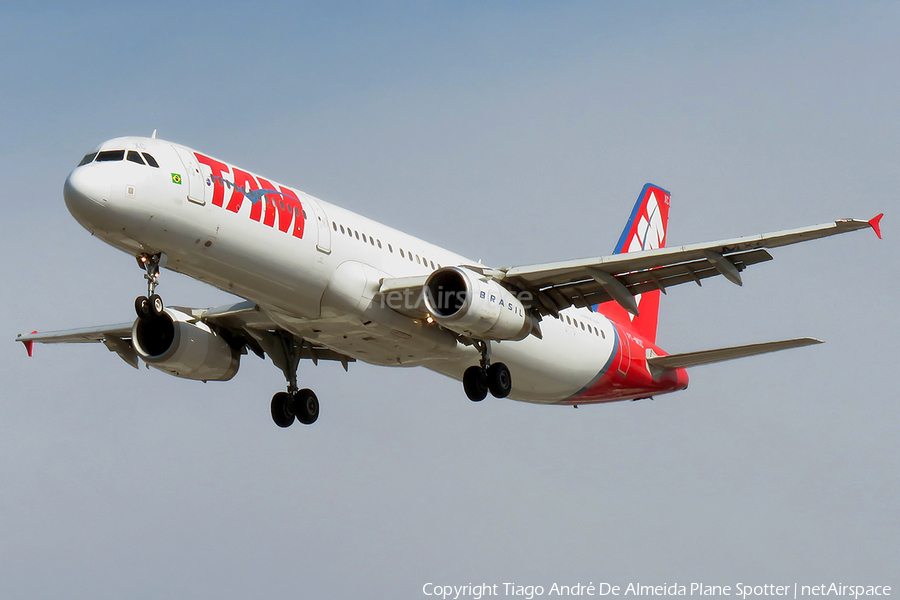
[17,323,139,367]
[499,216,883,317]
[17,323,134,345]
[16,301,355,370]
[378,275,430,319]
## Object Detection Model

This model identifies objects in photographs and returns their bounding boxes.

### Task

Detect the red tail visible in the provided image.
[595,184,670,344]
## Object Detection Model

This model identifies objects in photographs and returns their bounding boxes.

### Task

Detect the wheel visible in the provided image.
[149,294,164,315]
[270,392,295,428]
[135,296,151,319]
[463,366,488,402]
[294,388,319,425]
[487,362,512,398]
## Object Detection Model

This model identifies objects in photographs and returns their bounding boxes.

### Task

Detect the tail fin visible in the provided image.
[595,183,670,344]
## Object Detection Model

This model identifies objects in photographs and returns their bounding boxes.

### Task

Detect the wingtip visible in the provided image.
[19,331,37,357]
[869,213,884,239]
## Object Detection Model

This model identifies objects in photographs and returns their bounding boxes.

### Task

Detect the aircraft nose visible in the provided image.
[64,166,109,210]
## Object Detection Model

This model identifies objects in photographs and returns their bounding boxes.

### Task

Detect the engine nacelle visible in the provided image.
[132,308,240,381]
[423,266,532,341]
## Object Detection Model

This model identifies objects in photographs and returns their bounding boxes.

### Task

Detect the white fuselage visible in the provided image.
[64,136,621,403]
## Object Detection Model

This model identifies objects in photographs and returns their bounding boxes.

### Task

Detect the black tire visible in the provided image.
[135,296,151,319]
[270,392,295,428]
[294,388,319,425]
[149,294,164,315]
[463,366,488,402]
[487,362,512,398]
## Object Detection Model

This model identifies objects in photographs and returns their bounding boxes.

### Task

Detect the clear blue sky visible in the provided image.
[1,2,897,598]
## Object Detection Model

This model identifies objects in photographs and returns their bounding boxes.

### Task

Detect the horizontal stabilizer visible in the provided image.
[647,337,823,371]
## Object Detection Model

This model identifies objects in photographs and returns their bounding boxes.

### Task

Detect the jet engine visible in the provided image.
[423,266,533,341]
[131,308,240,381]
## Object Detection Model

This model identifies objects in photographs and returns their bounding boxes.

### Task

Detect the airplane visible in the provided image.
[16,133,883,428]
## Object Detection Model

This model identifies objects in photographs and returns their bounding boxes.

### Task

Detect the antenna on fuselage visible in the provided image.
[151,129,158,139]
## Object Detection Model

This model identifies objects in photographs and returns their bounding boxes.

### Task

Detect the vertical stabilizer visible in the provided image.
[595,183,670,343]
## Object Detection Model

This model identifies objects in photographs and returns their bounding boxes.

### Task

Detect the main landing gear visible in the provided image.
[134,253,167,318]
[271,388,319,428]
[267,333,319,427]
[463,340,512,402]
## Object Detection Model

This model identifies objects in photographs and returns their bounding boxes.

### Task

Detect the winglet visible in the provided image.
[868,213,884,239]
[19,331,37,357]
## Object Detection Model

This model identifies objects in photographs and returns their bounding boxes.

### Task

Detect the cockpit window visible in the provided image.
[127,151,145,165]
[78,152,97,166]
[142,153,159,168]
[96,150,125,162]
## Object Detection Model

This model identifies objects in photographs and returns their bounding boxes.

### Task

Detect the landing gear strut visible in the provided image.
[463,340,512,402]
[134,253,166,318]
[263,332,319,427]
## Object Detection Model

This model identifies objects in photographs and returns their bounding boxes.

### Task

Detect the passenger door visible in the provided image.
[173,146,205,205]
[307,197,332,254]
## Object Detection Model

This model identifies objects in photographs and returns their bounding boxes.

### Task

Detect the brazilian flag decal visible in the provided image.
[171,173,182,184]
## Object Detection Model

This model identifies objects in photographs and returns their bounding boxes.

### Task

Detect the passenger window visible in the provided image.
[566,316,571,325]
[409,253,414,262]
[370,237,375,246]
[362,233,367,243]
[416,255,421,264]
[354,231,359,240]
[340,225,345,234]
[78,152,97,166]
[430,260,435,269]
[400,249,405,258]
[580,322,585,331]
[96,150,125,162]
[126,151,145,165]
[332,222,337,231]
[388,244,393,253]
[377,240,382,249]
[141,153,159,167]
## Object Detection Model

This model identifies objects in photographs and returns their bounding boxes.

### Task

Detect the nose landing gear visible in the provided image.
[463,340,512,402]
[134,253,167,318]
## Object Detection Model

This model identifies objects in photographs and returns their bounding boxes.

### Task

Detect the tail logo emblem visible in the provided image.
[626,192,665,320]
